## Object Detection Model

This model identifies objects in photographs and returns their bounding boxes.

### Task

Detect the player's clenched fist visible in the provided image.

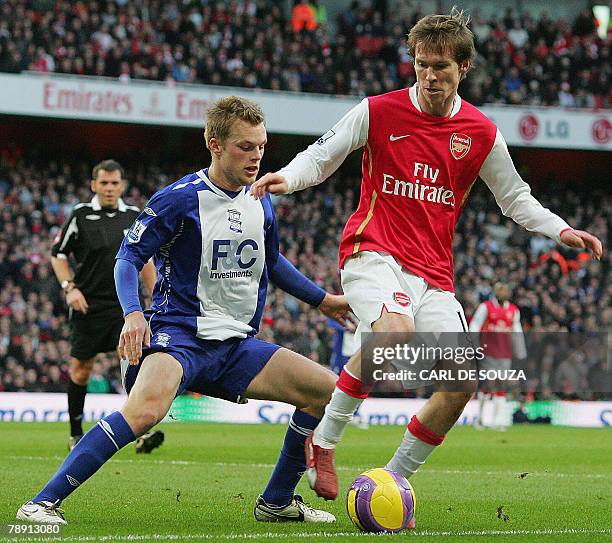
[118,311,151,365]
[250,172,289,199]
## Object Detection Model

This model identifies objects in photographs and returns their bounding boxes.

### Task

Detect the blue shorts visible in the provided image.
[123,325,281,403]
[330,353,349,376]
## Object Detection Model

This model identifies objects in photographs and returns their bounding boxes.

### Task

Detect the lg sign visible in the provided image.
[519,114,571,142]
[518,114,539,141]
[591,118,611,145]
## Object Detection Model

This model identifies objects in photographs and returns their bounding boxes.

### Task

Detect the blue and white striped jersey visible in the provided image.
[117,169,285,341]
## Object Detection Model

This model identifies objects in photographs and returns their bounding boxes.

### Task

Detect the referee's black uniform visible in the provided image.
[52,195,140,359]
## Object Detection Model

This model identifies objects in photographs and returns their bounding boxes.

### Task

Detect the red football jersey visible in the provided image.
[338,88,497,292]
[480,300,519,359]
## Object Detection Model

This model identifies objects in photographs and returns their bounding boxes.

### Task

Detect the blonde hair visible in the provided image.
[408,7,475,69]
[204,96,265,149]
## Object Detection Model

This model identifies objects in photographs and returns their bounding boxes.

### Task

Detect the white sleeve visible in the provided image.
[279,99,369,193]
[511,309,527,359]
[469,303,488,332]
[479,130,572,243]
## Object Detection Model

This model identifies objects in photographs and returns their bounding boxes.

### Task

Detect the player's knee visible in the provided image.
[127,402,164,435]
[133,410,159,435]
[70,363,92,385]
[301,403,326,419]
[298,378,335,418]
[309,390,333,418]
[373,312,415,337]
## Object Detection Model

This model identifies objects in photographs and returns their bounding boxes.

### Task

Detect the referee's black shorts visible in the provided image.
[69,306,124,361]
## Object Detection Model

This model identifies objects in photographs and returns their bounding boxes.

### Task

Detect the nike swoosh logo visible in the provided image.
[389,134,411,141]
[261,509,304,521]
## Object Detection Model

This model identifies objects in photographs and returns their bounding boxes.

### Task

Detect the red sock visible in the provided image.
[336,368,372,399]
[407,415,445,446]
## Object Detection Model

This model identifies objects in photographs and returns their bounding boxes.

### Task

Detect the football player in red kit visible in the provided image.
[251,8,603,511]
[469,283,526,430]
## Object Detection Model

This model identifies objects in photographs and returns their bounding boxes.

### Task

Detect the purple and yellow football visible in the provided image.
[346,468,415,533]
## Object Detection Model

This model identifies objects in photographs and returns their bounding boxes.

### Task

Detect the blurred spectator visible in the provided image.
[87,362,111,394]
[292,1,317,32]
[311,1,328,26]
[554,351,589,398]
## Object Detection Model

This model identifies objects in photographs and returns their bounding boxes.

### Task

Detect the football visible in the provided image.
[346,468,416,533]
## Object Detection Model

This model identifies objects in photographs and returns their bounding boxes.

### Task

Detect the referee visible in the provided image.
[51,159,160,452]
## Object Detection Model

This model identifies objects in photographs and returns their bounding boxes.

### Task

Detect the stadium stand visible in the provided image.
[0,151,609,398]
[0,1,609,107]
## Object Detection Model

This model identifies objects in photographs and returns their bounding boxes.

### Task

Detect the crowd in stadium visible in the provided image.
[0,1,609,108]
[0,154,609,398]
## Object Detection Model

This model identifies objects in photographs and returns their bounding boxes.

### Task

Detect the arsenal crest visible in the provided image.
[393,292,411,307]
[450,133,471,160]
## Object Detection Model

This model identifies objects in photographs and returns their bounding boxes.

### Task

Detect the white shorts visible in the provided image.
[341,251,468,345]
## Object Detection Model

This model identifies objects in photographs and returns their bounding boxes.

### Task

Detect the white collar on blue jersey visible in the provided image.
[410,84,462,118]
[196,168,244,199]
[91,195,127,212]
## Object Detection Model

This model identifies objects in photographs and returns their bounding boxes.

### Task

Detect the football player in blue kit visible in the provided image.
[17,96,356,525]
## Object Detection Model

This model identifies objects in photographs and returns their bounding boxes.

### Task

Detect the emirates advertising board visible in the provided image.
[0,73,610,150]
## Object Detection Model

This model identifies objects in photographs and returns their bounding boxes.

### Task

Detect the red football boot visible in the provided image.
[305,432,338,500]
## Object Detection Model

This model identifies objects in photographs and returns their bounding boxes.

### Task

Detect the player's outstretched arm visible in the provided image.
[263,194,357,330]
[560,229,603,260]
[251,99,368,199]
[267,253,357,332]
[480,131,604,260]
[250,173,289,199]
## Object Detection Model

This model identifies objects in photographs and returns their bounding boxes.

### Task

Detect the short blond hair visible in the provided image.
[204,96,265,149]
[408,7,475,68]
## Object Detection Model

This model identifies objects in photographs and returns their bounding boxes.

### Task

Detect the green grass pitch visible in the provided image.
[0,422,610,542]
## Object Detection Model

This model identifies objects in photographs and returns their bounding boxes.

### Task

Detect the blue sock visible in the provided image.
[33,412,135,504]
[261,410,319,507]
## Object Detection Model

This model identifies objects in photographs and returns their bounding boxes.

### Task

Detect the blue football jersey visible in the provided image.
[117,169,279,341]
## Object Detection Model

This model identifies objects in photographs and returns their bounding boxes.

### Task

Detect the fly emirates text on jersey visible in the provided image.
[381,162,455,207]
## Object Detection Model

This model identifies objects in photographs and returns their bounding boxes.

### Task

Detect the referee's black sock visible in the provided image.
[68,379,88,437]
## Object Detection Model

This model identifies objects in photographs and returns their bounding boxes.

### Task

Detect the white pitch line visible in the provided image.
[6,455,608,480]
[425,468,608,480]
[2,528,611,542]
